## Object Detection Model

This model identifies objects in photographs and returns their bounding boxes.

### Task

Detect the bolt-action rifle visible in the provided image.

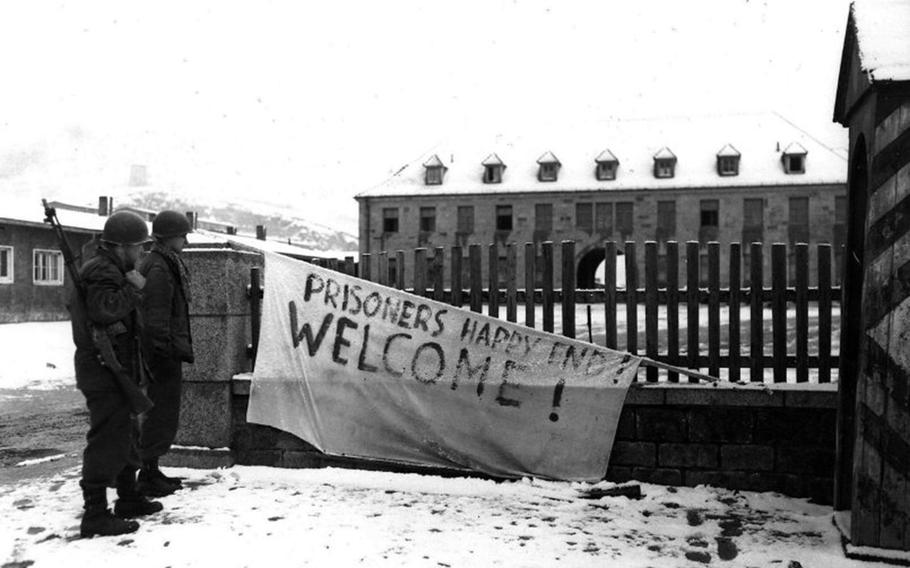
[42,199,154,414]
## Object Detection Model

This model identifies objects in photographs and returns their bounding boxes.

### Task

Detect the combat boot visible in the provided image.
[114,468,164,518]
[137,461,178,497]
[147,457,183,488]
[80,484,139,538]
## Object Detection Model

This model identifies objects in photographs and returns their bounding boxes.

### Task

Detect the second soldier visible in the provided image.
[138,210,195,497]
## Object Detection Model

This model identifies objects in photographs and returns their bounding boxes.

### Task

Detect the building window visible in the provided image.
[616,202,634,239]
[716,144,741,176]
[537,151,561,182]
[419,207,436,232]
[457,206,474,234]
[495,205,513,231]
[482,153,506,184]
[699,200,719,242]
[742,198,764,244]
[382,208,399,233]
[576,203,593,233]
[788,197,810,244]
[595,202,613,235]
[653,147,677,178]
[782,143,807,174]
[717,156,739,176]
[535,203,553,233]
[596,162,616,181]
[595,149,619,181]
[387,257,398,285]
[656,201,676,242]
[423,154,447,185]
[0,246,13,284]
[33,249,64,285]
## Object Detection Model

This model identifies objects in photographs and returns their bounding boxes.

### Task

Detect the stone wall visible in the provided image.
[229,378,838,504]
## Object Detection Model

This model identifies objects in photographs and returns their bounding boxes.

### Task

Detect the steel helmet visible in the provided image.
[101,210,151,246]
[152,210,193,239]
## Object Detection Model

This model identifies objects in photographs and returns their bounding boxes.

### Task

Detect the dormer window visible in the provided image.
[781,143,807,174]
[595,149,619,181]
[716,144,741,176]
[423,154,447,185]
[482,153,506,184]
[653,147,677,179]
[536,151,561,182]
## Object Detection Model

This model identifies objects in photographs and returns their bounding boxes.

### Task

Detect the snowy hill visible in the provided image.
[125,191,357,252]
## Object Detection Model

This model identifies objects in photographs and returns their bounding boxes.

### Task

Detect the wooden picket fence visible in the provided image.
[296,240,841,384]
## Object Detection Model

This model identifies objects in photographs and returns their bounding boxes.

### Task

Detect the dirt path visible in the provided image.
[0,387,86,486]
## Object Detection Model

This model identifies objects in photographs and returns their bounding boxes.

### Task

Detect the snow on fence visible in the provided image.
[250,240,840,385]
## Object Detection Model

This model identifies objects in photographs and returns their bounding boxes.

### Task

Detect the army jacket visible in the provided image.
[139,248,194,364]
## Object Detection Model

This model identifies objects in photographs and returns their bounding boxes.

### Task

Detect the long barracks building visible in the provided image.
[355,112,847,288]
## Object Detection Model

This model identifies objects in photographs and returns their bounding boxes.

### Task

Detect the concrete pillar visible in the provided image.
[161,246,263,468]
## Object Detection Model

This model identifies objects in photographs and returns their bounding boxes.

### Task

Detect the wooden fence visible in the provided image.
[296,240,841,384]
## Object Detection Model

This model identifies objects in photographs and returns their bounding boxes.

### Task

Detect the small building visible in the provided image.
[832,0,910,556]
[355,112,847,288]
[0,201,107,323]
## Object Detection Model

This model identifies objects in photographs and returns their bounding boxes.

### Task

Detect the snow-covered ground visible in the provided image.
[0,321,887,567]
[0,322,75,394]
[1,465,883,568]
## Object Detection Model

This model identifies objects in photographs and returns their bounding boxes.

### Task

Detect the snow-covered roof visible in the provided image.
[357,113,846,198]
[481,153,505,166]
[595,149,618,163]
[852,0,910,82]
[190,229,355,260]
[536,151,560,165]
[717,144,741,157]
[653,147,676,160]
[1,199,114,233]
[423,155,445,168]
[783,142,808,155]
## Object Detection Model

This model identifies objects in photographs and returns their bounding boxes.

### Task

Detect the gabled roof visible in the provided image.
[834,0,910,123]
[595,149,619,163]
[356,112,846,198]
[423,154,445,168]
[783,142,807,155]
[717,144,741,157]
[481,153,505,166]
[536,151,560,165]
[653,147,676,160]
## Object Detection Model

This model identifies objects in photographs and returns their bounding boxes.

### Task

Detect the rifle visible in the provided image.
[42,199,154,414]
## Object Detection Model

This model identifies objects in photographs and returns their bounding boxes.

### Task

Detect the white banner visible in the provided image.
[248,251,641,481]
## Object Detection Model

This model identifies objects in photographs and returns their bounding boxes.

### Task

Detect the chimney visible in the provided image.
[226,226,237,235]
[98,196,113,216]
[255,225,267,240]
[129,165,148,187]
[185,211,198,231]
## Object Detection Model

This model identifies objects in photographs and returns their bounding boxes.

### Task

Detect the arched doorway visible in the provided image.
[576,247,604,289]
[576,247,626,289]
[835,135,868,511]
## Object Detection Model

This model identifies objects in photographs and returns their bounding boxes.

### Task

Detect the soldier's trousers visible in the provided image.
[80,386,140,490]
[138,359,182,461]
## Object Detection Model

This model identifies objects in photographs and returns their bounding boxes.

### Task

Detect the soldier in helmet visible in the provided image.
[137,210,195,497]
[70,210,163,538]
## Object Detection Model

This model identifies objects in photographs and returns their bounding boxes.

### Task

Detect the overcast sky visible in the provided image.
[0,0,853,232]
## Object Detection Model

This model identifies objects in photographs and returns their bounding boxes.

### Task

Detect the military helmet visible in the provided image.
[101,210,151,246]
[152,210,193,239]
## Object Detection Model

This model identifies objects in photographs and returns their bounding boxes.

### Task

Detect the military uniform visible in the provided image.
[137,210,195,496]
[138,243,194,491]
[69,210,162,538]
